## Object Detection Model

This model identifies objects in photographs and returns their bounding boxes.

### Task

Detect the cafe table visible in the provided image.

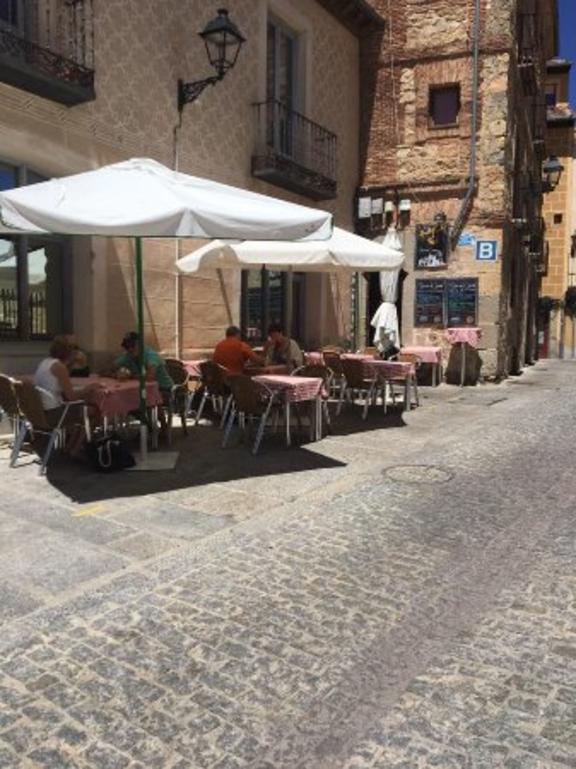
[341,354,418,411]
[400,345,443,386]
[252,374,325,446]
[71,376,163,439]
[444,327,482,386]
[183,359,208,379]
[304,351,325,366]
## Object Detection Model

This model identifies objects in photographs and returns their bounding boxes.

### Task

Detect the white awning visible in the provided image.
[177,227,404,273]
[0,158,333,240]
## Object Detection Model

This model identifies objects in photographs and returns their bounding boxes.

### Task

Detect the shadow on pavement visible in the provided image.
[45,423,347,503]
[328,405,407,435]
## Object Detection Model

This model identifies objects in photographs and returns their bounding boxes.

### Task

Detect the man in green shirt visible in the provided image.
[115,332,174,392]
[115,332,174,433]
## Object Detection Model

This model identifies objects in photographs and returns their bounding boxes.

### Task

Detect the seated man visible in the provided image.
[264,323,304,371]
[213,326,262,375]
[115,332,174,429]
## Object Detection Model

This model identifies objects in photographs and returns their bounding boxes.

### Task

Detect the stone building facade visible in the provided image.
[539,58,576,358]
[0,0,383,372]
[358,0,558,378]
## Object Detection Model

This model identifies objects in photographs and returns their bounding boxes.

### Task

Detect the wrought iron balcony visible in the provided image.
[531,217,548,275]
[531,97,547,158]
[0,0,94,105]
[252,99,337,201]
[517,1,540,94]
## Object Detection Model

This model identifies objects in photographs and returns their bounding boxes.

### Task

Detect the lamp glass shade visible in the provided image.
[200,8,246,79]
[543,156,564,189]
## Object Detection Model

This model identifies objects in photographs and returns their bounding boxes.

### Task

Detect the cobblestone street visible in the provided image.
[1,360,576,768]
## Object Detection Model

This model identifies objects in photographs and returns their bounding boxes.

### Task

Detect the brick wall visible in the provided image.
[360,0,557,377]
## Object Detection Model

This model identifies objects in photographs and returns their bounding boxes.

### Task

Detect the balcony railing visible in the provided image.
[531,97,547,159]
[531,217,548,275]
[252,99,337,201]
[0,0,94,105]
[517,1,540,94]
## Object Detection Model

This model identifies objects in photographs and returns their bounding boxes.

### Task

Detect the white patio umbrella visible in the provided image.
[0,158,333,459]
[176,226,404,274]
[371,227,403,350]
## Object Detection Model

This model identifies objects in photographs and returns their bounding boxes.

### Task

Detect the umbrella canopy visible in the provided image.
[370,227,403,350]
[0,158,333,460]
[176,227,404,274]
[371,302,401,350]
[0,158,333,240]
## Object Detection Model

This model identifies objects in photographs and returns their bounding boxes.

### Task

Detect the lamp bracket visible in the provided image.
[178,76,221,111]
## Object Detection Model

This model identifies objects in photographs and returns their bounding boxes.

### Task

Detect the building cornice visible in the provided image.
[316,0,386,36]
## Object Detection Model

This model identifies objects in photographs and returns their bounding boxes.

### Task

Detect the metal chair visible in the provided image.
[222,375,277,455]
[387,353,421,409]
[0,374,22,445]
[11,381,87,475]
[195,361,231,426]
[164,358,190,443]
[338,358,386,420]
[292,364,333,432]
[322,351,346,401]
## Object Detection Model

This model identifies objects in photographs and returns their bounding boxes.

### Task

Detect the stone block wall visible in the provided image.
[361,0,557,378]
[0,0,361,370]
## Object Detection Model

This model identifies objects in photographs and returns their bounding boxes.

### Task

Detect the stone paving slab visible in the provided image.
[1,363,576,767]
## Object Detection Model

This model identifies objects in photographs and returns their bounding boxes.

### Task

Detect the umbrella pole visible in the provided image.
[135,237,148,459]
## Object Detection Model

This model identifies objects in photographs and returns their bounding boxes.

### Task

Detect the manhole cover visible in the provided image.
[383,464,453,484]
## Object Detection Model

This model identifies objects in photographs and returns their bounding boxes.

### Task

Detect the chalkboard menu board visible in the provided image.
[415,279,446,326]
[446,278,478,326]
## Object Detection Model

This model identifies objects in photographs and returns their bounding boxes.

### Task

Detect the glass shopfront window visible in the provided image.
[241,269,304,344]
[0,162,72,341]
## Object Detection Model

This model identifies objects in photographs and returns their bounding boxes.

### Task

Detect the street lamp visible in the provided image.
[542,156,564,193]
[177,8,246,112]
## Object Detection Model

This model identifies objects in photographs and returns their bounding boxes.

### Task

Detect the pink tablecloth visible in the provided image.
[72,377,162,418]
[400,346,442,365]
[445,327,482,348]
[183,359,208,378]
[342,354,415,380]
[362,359,415,379]
[304,352,324,365]
[253,375,324,403]
[341,353,373,362]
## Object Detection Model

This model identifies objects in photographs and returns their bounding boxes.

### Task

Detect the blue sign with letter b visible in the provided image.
[476,240,498,262]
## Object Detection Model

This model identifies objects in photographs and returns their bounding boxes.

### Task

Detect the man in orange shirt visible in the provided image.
[213,326,262,375]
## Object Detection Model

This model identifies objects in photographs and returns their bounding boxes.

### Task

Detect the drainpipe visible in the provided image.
[450,0,481,249]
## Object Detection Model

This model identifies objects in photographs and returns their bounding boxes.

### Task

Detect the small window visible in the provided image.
[554,213,563,225]
[545,84,558,108]
[429,85,460,128]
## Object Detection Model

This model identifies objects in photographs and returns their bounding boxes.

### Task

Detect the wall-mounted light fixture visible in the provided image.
[542,155,564,193]
[397,198,411,229]
[178,8,246,112]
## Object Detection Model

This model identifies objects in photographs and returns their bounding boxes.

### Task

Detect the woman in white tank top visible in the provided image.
[33,339,103,456]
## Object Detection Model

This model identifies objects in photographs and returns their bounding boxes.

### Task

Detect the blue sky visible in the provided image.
[558,0,576,104]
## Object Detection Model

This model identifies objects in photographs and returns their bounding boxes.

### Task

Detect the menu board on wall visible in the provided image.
[414,279,446,327]
[446,278,478,326]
